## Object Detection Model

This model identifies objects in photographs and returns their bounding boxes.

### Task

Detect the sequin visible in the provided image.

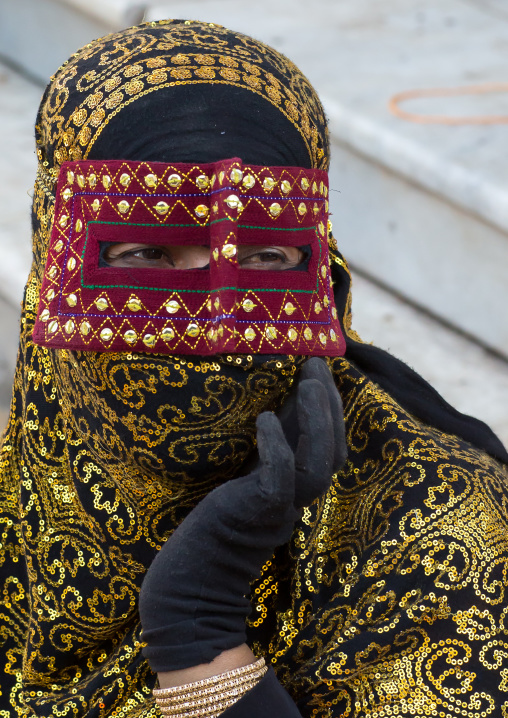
[75,219,83,233]
[144,173,158,188]
[92,199,100,211]
[225,194,240,209]
[242,299,255,312]
[155,201,169,215]
[287,327,298,342]
[142,333,156,347]
[269,202,282,217]
[95,297,108,310]
[265,326,277,340]
[117,200,130,214]
[314,301,322,314]
[100,327,113,341]
[304,327,313,340]
[48,320,58,333]
[166,300,180,314]
[281,180,291,194]
[80,320,91,335]
[102,175,111,189]
[186,323,200,337]
[63,188,72,201]
[230,168,243,184]
[66,294,77,307]
[195,204,209,218]
[301,177,310,191]
[126,297,142,312]
[263,177,276,191]
[59,215,68,228]
[40,308,50,322]
[244,327,256,341]
[298,202,307,216]
[167,173,181,187]
[242,174,255,189]
[64,320,75,334]
[222,243,236,258]
[196,174,209,189]
[54,240,64,253]
[119,173,131,187]
[123,329,137,344]
[162,327,175,341]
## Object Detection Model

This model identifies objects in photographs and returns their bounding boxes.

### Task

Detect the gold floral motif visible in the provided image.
[195,54,215,65]
[125,80,144,95]
[105,91,124,109]
[123,64,143,77]
[195,66,216,80]
[220,68,240,82]
[171,67,192,80]
[147,69,168,84]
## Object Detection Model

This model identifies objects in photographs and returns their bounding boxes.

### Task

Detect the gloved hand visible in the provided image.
[139,357,347,673]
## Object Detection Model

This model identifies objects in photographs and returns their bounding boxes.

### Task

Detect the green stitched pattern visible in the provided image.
[79,221,321,293]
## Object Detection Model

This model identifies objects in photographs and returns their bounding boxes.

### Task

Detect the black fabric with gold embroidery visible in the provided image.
[2,18,508,718]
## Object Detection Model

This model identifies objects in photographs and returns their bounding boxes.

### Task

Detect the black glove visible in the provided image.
[139,358,347,673]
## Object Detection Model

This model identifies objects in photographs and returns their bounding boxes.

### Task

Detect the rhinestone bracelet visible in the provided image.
[156,675,262,712]
[155,667,266,704]
[153,657,267,718]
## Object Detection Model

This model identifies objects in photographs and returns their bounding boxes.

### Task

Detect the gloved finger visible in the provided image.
[275,383,299,454]
[293,379,335,507]
[255,411,296,510]
[300,357,347,473]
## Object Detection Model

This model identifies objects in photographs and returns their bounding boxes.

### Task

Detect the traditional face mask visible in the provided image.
[32,157,345,357]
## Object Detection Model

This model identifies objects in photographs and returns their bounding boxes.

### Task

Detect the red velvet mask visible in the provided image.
[33,158,345,356]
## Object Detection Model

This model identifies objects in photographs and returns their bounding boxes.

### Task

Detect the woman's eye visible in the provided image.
[243,251,284,264]
[133,248,165,261]
[238,246,304,270]
[103,245,174,267]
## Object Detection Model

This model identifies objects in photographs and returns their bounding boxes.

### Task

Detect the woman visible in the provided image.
[2,18,508,718]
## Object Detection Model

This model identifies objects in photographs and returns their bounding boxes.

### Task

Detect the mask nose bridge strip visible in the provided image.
[208,158,242,352]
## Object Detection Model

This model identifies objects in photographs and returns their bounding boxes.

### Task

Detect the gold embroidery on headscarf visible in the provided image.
[37,20,329,174]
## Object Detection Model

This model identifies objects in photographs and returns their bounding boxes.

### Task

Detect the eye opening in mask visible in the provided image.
[99,241,311,272]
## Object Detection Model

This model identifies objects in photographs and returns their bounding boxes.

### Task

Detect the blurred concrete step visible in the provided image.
[0,0,146,84]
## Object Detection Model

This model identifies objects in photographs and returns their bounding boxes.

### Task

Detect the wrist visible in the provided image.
[157,644,256,689]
